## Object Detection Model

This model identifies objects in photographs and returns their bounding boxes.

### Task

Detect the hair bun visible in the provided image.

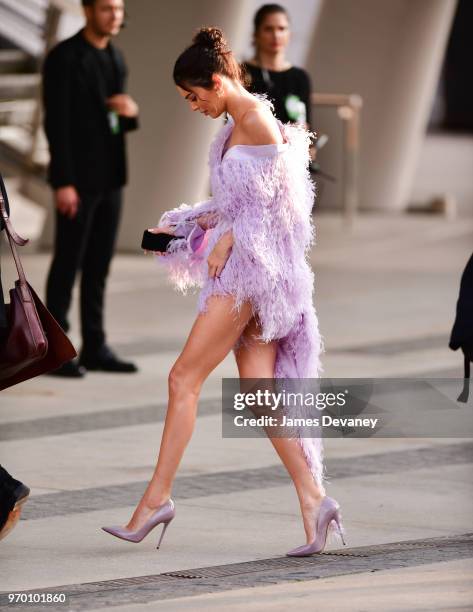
[193,27,227,53]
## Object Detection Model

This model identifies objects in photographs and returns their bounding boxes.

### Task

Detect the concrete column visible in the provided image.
[306,0,457,211]
[116,0,251,250]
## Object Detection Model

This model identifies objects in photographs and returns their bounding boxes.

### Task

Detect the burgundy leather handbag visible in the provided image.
[0,191,77,391]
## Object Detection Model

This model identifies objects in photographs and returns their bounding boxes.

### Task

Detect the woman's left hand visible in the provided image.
[207,231,233,279]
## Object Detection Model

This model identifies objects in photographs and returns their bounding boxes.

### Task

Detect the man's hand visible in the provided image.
[55,186,80,219]
[207,231,233,279]
[107,94,139,118]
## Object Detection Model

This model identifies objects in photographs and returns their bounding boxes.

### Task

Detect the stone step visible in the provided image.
[0,98,36,126]
[0,73,40,100]
[0,175,46,243]
[0,49,35,74]
[0,2,46,57]
[0,124,48,165]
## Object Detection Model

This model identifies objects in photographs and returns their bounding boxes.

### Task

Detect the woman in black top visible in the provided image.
[243,4,312,129]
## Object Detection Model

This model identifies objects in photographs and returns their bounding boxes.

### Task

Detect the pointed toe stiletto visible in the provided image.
[102,499,175,548]
[286,496,346,557]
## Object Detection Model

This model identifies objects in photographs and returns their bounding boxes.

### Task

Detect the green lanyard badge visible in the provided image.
[285,94,307,125]
[108,110,120,135]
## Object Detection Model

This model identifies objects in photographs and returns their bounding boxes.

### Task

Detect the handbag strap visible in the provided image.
[0,188,31,301]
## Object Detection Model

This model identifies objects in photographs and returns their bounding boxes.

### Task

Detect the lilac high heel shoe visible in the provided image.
[286,496,346,557]
[102,499,175,548]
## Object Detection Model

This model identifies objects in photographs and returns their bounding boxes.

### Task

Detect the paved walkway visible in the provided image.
[0,212,472,611]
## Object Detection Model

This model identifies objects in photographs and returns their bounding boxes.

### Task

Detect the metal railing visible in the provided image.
[311,93,362,225]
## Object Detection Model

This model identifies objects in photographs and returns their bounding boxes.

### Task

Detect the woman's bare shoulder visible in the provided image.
[239,105,282,146]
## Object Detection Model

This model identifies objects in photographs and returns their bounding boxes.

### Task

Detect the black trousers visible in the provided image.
[46,189,122,354]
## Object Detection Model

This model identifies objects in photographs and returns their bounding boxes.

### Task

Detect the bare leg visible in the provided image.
[126,296,254,531]
[234,317,326,544]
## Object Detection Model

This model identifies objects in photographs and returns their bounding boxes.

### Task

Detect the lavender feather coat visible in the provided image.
[156,114,326,487]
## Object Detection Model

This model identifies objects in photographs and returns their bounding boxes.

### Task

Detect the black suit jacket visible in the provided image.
[42,29,138,193]
[0,173,10,331]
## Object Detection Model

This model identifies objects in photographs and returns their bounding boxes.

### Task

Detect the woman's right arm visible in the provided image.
[147,198,218,236]
[156,198,218,229]
[149,198,219,291]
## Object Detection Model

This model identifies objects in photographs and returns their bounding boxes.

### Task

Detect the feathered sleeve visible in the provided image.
[212,124,316,342]
[154,198,220,292]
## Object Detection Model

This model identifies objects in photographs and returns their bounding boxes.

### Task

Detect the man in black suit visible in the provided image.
[43,0,139,377]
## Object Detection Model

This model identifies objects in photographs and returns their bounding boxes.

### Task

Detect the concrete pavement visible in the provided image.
[0,212,472,610]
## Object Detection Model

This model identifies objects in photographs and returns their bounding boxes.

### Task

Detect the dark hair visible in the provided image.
[253,3,289,33]
[81,0,96,6]
[173,27,245,90]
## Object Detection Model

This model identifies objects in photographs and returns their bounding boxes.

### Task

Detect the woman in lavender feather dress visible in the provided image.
[102,27,345,556]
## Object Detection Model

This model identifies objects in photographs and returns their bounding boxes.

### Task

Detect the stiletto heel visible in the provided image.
[157,521,171,549]
[286,496,346,557]
[333,511,346,546]
[102,499,175,546]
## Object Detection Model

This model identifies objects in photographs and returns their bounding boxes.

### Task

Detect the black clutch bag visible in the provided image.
[141,230,183,252]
